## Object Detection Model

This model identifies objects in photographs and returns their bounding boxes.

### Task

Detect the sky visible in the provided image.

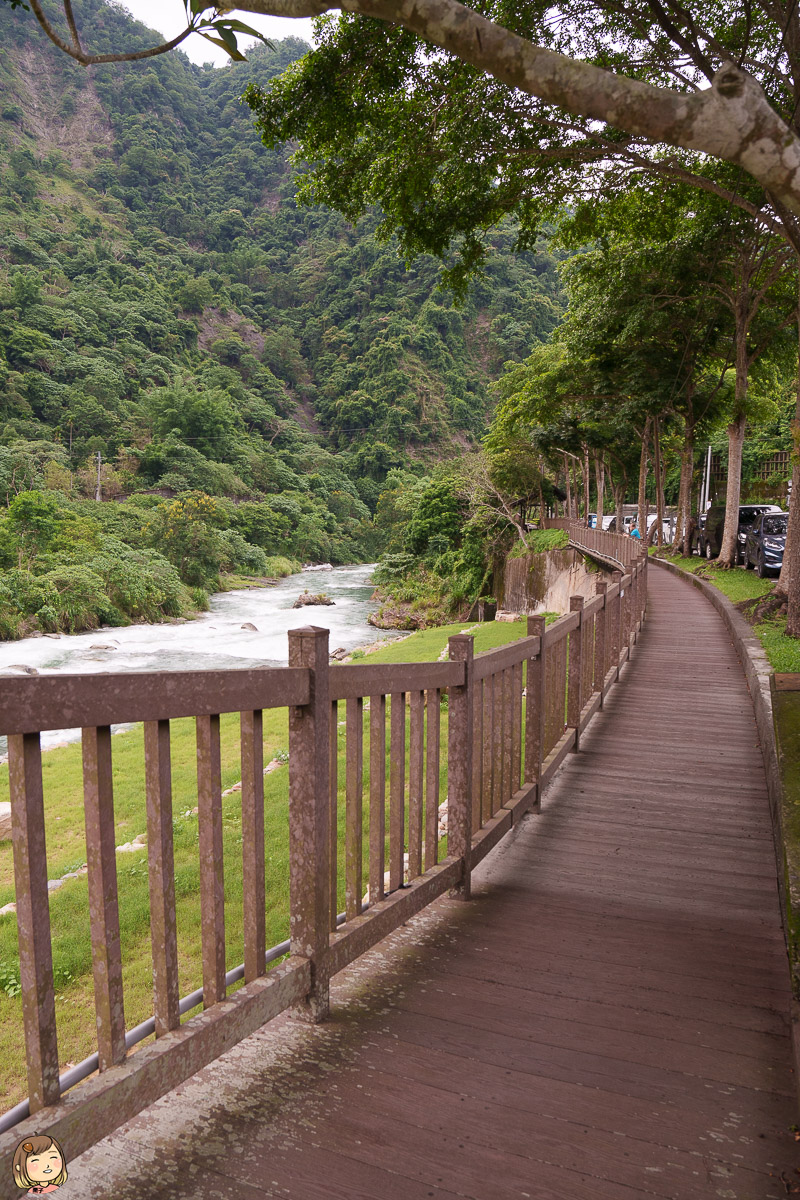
[120,0,317,67]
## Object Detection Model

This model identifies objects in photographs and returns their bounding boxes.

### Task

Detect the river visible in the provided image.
[0,563,401,753]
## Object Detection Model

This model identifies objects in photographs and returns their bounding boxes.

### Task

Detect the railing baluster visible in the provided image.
[524,616,545,806]
[408,690,424,881]
[568,596,584,749]
[329,700,338,932]
[503,668,513,803]
[595,581,608,705]
[472,679,483,832]
[511,661,523,795]
[389,692,406,892]
[82,725,126,1069]
[482,674,494,824]
[611,569,622,678]
[369,694,386,903]
[9,731,60,1111]
[345,697,363,919]
[144,719,180,1035]
[492,671,503,815]
[425,689,440,869]
[241,709,265,983]
[447,635,474,899]
[197,713,225,1007]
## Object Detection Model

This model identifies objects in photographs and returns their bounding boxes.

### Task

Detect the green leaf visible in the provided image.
[215,18,273,42]
[197,30,247,61]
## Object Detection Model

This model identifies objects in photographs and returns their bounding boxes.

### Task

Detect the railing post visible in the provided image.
[611,569,623,680]
[567,595,584,750]
[288,626,331,1022]
[594,580,607,708]
[448,634,474,900]
[9,732,60,1112]
[525,615,546,809]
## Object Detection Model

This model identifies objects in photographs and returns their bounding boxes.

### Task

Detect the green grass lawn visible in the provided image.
[653,550,800,672]
[0,614,545,1110]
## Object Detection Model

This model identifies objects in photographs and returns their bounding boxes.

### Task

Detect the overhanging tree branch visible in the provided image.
[17,0,800,218]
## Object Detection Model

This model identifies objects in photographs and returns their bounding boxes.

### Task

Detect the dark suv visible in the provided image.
[696,503,782,562]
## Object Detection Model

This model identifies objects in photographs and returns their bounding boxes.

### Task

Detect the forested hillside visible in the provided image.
[0,0,564,635]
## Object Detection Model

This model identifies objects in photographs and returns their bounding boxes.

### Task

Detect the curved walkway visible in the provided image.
[70,567,797,1200]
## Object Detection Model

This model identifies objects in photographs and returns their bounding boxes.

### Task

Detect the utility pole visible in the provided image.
[95,451,102,502]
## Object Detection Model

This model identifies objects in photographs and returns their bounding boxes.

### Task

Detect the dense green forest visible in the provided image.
[0,0,565,636]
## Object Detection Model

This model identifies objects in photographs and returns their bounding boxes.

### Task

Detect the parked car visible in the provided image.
[744,511,788,576]
[588,514,616,530]
[696,503,782,561]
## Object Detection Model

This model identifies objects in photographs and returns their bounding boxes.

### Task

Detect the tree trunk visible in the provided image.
[563,454,572,521]
[653,417,664,547]
[582,443,591,526]
[571,457,580,519]
[614,483,625,534]
[594,452,605,526]
[674,415,696,556]
[777,266,800,633]
[719,304,749,567]
[637,418,651,541]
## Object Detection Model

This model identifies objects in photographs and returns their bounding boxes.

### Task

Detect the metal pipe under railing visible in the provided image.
[0,906,360,1136]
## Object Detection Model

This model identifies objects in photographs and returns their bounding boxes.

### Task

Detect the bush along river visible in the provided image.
[0,563,403,754]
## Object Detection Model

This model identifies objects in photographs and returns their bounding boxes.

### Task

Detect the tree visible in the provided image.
[11,0,800,224]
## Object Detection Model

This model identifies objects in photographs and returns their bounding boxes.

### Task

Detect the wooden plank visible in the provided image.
[369,695,386,903]
[567,596,584,741]
[524,615,545,795]
[0,668,310,735]
[408,691,424,881]
[511,661,522,796]
[144,719,180,1036]
[578,691,602,733]
[389,693,406,892]
[197,713,226,1007]
[240,710,265,983]
[502,669,513,803]
[329,859,463,975]
[8,731,60,1111]
[492,670,503,816]
[287,626,331,1020]
[482,675,494,824]
[0,960,311,1190]
[594,581,608,702]
[82,725,126,1069]
[345,697,364,921]
[470,808,513,869]
[542,610,580,648]
[329,700,338,932]
[425,690,440,871]
[447,635,474,897]
[471,680,483,833]
[330,661,462,701]
[472,635,540,681]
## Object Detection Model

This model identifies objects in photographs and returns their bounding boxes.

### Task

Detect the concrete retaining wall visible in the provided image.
[502,548,609,615]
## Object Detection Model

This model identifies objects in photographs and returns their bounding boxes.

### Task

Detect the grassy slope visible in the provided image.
[0,616,536,1108]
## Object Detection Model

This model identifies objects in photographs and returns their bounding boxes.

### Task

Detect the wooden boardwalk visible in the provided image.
[71,565,798,1200]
